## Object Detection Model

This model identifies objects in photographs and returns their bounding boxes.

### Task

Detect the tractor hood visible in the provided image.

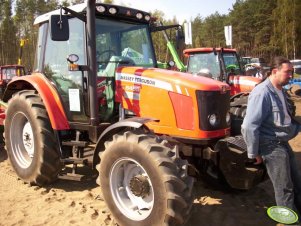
[116,67,230,94]
[115,66,230,139]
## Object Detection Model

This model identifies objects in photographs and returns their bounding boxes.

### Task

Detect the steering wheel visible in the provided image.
[97,49,117,62]
[97,49,117,72]
[226,64,239,71]
[226,64,240,76]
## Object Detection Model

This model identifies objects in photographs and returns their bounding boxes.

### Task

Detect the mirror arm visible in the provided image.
[58,7,63,29]
[61,5,86,22]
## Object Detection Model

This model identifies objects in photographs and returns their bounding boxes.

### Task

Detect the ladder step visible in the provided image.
[58,173,86,181]
[62,141,88,147]
[61,157,88,165]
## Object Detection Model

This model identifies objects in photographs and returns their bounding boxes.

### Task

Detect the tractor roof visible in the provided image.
[183,47,237,57]
[0,65,25,69]
[34,3,86,25]
[34,3,151,25]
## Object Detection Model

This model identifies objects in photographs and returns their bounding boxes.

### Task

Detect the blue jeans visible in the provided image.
[260,140,301,219]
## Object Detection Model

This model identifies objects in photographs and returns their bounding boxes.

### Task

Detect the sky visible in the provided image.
[114,0,237,23]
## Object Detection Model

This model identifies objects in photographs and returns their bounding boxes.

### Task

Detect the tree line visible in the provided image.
[0,0,300,70]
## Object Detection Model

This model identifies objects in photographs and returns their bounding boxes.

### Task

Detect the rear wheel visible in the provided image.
[97,131,194,226]
[4,90,61,185]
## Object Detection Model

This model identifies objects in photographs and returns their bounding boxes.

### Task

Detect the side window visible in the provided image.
[34,24,46,72]
[44,18,85,89]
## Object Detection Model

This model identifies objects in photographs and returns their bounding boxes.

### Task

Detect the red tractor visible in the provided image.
[1,2,266,226]
[183,48,263,135]
[0,65,26,98]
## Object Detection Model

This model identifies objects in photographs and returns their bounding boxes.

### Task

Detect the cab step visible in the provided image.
[58,172,86,181]
[58,157,89,181]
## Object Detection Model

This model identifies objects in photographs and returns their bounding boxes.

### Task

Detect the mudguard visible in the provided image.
[3,73,69,130]
[92,117,158,167]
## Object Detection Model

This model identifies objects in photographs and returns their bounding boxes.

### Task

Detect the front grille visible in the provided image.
[196,90,230,131]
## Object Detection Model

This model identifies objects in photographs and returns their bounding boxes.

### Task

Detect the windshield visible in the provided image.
[95,18,156,75]
[186,52,220,79]
[186,51,242,80]
[1,67,25,79]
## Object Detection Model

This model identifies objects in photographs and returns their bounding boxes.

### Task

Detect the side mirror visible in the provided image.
[49,15,69,41]
[176,29,184,41]
[176,29,185,52]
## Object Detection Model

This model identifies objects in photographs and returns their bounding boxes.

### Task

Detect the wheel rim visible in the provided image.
[10,112,35,168]
[110,157,154,221]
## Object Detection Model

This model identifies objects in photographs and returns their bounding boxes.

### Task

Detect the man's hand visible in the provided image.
[254,155,263,165]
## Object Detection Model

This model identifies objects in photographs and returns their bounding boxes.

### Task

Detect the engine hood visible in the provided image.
[116,67,230,93]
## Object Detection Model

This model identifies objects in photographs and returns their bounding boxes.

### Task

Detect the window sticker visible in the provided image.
[68,89,80,112]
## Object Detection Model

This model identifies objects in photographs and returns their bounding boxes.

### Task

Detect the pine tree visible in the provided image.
[0,0,17,65]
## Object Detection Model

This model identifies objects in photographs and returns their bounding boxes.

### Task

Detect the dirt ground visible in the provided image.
[0,99,301,226]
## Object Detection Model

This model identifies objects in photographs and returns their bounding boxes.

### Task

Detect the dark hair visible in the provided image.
[271,56,291,70]
[260,70,271,82]
[260,56,291,83]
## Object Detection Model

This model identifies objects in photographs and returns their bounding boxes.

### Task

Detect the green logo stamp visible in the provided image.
[267,206,299,224]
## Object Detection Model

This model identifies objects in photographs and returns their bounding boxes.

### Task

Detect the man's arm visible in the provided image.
[241,91,269,159]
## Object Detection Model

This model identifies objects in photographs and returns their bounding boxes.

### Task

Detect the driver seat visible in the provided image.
[99,56,135,122]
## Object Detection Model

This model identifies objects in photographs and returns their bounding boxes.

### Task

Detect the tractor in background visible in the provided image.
[183,48,296,133]
[183,47,263,135]
[0,65,26,98]
[0,37,29,99]
[1,2,267,226]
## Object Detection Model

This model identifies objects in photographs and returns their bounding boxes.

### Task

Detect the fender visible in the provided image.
[228,75,261,95]
[3,73,69,130]
[230,92,249,102]
[92,117,158,168]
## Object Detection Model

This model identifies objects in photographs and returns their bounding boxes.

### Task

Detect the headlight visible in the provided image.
[208,114,218,126]
[109,7,117,14]
[136,12,143,19]
[145,14,151,21]
[96,6,106,13]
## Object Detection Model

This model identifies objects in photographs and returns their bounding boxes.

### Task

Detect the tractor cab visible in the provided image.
[34,3,156,125]
[184,48,243,81]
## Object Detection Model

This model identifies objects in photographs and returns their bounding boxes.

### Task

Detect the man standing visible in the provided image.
[241,56,301,220]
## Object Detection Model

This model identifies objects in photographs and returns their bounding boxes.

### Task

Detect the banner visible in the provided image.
[224,25,232,47]
[184,22,192,45]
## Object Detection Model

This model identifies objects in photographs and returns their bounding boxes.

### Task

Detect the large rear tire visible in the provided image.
[97,131,194,226]
[4,90,61,185]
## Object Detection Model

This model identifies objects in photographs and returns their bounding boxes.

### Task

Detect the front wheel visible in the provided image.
[4,90,61,185]
[97,131,194,226]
